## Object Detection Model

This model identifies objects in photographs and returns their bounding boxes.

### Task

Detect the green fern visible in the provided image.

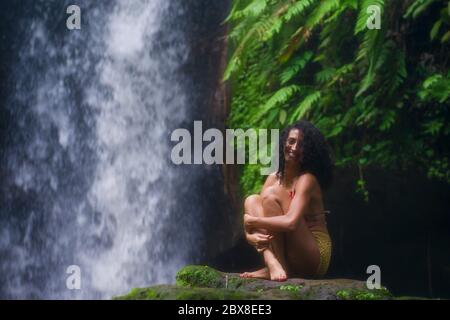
[284,0,318,22]
[315,67,336,84]
[226,0,450,195]
[404,0,437,19]
[419,73,450,102]
[225,0,244,22]
[379,110,396,131]
[306,0,341,28]
[280,51,313,84]
[233,0,269,19]
[255,85,302,122]
[290,91,322,121]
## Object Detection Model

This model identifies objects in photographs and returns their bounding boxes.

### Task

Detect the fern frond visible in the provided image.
[251,15,284,41]
[224,2,291,80]
[255,85,302,121]
[315,67,336,84]
[355,25,385,96]
[279,26,312,62]
[290,91,322,121]
[356,68,375,97]
[404,0,436,19]
[228,17,255,42]
[284,0,317,22]
[233,0,269,19]
[260,1,293,40]
[306,0,341,28]
[279,51,313,84]
[225,0,244,22]
[430,20,442,40]
[223,56,241,81]
[423,74,443,89]
[419,73,450,103]
[327,64,354,86]
[387,49,407,95]
[379,110,396,131]
[441,31,450,43]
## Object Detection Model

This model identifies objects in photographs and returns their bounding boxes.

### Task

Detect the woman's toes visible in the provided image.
[270,271,287,282]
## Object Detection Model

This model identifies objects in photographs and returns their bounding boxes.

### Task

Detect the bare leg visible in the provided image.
[240,195,287,281]
[240,195,270,280]
[285,215,321,277]
[261,195,287,281]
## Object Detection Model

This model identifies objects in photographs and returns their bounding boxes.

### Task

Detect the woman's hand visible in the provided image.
[244,214,258,228]
[245,231,273,252]
[244,214,273,252]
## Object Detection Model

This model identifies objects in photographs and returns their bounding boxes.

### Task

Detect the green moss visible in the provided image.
[115,285,261,300]
[176,265,224,288]
[336,289,351,300]
[336,288,392,300]
[175,287,259,300]
[175,266,258,290]
[114,287,165,300]
[279,285,303,293]
[279,284,306,299]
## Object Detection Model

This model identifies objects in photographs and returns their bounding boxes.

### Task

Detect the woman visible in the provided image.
[240,120,334,281]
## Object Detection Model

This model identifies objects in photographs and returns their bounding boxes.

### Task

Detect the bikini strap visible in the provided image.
[289,178,300,199]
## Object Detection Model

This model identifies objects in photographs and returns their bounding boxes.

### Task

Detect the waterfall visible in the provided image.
[0,0,215,299]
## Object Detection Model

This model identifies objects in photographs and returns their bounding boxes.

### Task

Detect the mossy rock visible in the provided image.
[114,284,318,300]
[175,265,258,290]
[114,285,262,300]
[115,265,399,300]
[335,288,392,300]
[176,265,224,288]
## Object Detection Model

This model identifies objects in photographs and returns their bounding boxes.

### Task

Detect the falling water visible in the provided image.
[0,0,221,299]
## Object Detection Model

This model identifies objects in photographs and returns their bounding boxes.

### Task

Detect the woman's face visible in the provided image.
[284,128,302,164]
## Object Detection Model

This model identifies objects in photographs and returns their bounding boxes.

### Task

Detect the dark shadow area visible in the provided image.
[210,166,450,299]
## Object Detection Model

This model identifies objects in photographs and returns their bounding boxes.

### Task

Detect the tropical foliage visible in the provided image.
[225,0,450,198]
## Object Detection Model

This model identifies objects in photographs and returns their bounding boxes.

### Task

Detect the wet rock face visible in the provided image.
[114,265,394,300]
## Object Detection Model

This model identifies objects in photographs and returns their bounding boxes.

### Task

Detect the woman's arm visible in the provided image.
[244,174,315,232]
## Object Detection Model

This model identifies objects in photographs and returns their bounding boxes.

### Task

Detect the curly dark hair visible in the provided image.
[276,120,334,189]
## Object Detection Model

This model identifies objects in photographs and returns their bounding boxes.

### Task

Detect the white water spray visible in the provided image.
[1,0,202,299]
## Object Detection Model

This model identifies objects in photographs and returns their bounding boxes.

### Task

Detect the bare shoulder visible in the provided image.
[266,172,278,183]
[295,173,319,193]
[262,173,278,190]
[266,172,278,185]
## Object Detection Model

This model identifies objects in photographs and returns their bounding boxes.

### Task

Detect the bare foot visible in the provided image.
[239,267,270,280]
[267,260,287,282]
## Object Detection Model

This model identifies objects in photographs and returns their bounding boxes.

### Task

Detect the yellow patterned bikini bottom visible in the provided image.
[311,231,332,277]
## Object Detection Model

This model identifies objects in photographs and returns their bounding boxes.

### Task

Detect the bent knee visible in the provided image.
[262,194,279,205]
[244,194,262,209]
[261,194,283,216]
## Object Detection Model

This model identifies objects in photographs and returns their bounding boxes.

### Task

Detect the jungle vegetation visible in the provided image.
[224,0,450,199]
